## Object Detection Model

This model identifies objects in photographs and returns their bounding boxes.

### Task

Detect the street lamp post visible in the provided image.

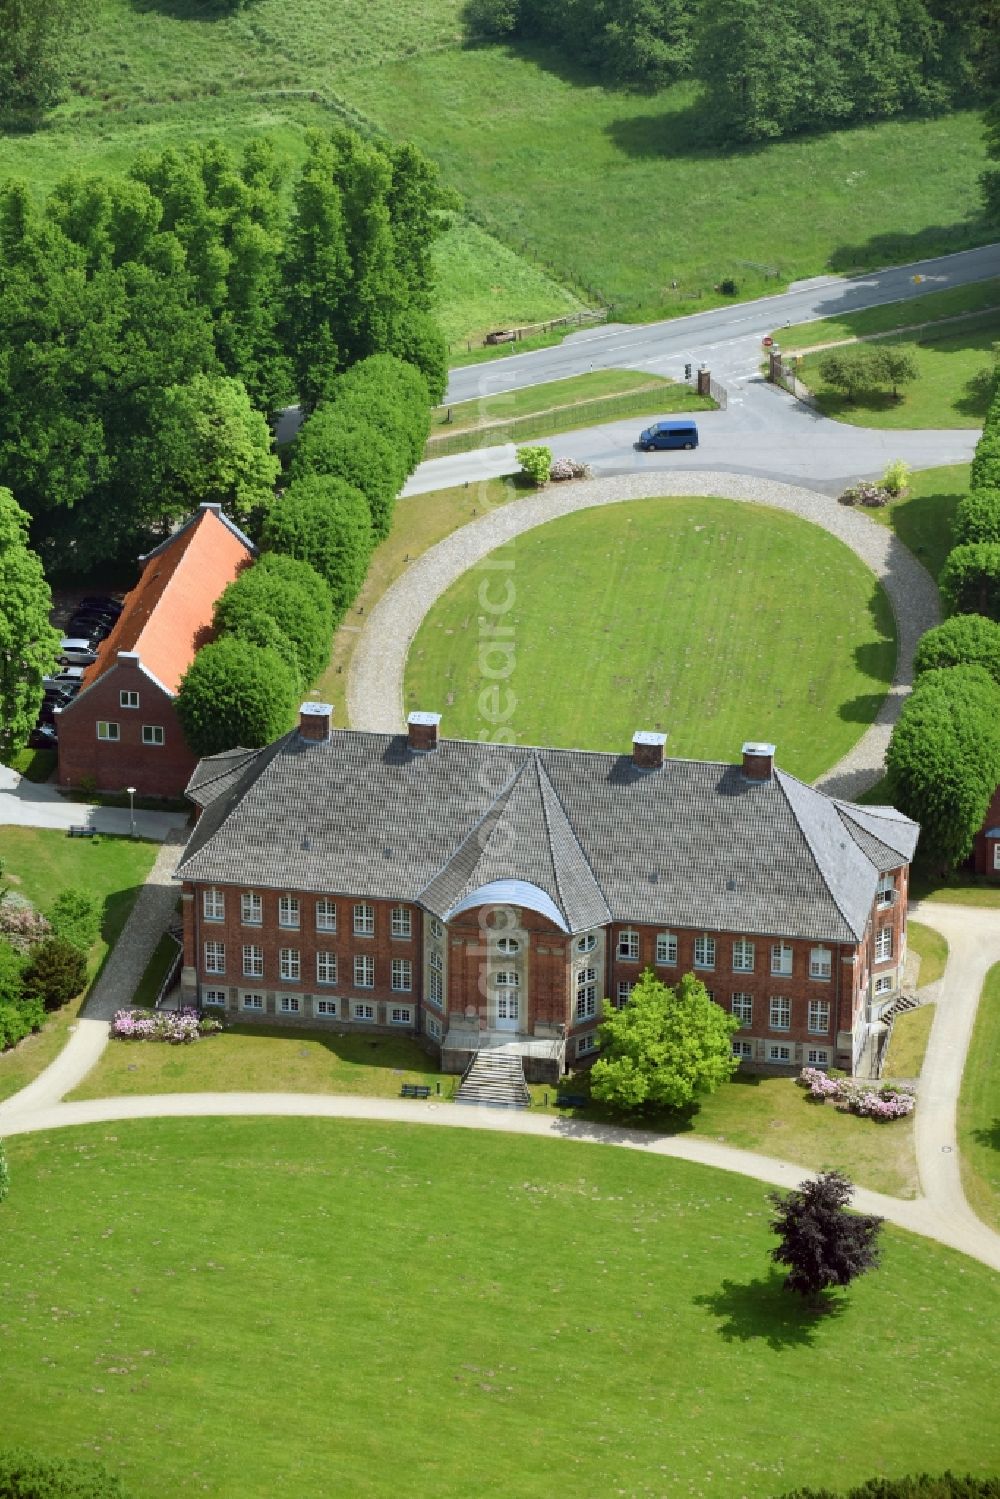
[127,785,136,838]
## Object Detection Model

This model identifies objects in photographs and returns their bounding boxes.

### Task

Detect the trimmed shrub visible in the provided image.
[261,475,373,620]
[517,444,552,486]
[776,1476,1000,1499]
[290,406,406,540]
[970,434,1000,492]
[886,664,1000,871]
[214,556,332,683]
[22,937,88,1011]
[176,636,300,757]
[914,615,1000,685]
[390,306,448,405]
[881,459,911,496]
[939,542,1000,620]
[47,889,100,955]
[111,1007,223,1043]
[329,353,432,469]
[0,1449,132,1498]
[222,611,303,690]
[953,488,1000,546]
[0,995,45,1050]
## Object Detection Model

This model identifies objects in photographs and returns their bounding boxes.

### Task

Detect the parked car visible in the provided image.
[67,611,114,640]
[79,595,123,617]
[59,638,99,666]
[43,667,85,693]
[638,419,699,452]
[27,723,57,750]
[43,684,76,708]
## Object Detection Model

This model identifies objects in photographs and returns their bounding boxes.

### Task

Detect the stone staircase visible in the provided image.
[455,1050,531,1110]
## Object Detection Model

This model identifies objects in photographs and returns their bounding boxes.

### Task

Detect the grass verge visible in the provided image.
[131,931,182,1011]
[911,874,1000,909]
[883,1007,935,1082]
[7,748,56,783]
[958,962,1000,1231]
[862,462,968,582]
[907,920,949,989]
[775,277,1000,351]
[405,496,897,781]
[1,1119,993,1498]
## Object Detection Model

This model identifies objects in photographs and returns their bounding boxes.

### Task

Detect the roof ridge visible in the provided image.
[174,731,296,877]
[131,509,216,658]
[531,753,569,923]
[774,769,864,941]
[414,760,527,900]
[535,753,610,924]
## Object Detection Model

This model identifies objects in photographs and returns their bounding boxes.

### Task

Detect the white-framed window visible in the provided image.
[241,892,262,926]
[767,1043,793,1064]
[617,929,639,961]
[390,1005,412,1025]
[732,1039,754,1059]
[354,955,375,989]
[203,988,226,1008]
[993,842,1000,873]
[315,899,337,932]
[315,998,338,1018]
[771,942,793,976]
[875,927,893,962]
[354,902,375,936]
[204,941,225,975]
[809,947,832,981]
[576,933,597,955]
[242,944,264,978]
[279,948,300,982]
[278,896,300,930]
[876,874,896,908]
[96,721,119,741]
[694,935,716,970]
[731,992,753,1024]
[874,974,893,995]
[428,950,444,1006]
[425,1013,442,1040]
[615,980,633,1008]
[353,1002,375,1022]
[808,999,830,1034]
[496,936,520,955]
[769,995,791,1031]
[279,995,300,1015]
[316,951,337,985]
[391,958,412,992]
[391,906,412,939]
[807,1047,830,1067]
[494,970,520,988]
[119,690,139,709]
[576,1032,599,1057]
[732,938,755,973]
[142,724,164,746]
[241,992,264,1012]
[429,917,443,939]
[656,932,677,965]
[576,966,597,1019]
[202,888,224,922]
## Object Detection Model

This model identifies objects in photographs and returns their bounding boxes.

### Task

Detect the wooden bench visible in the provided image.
[68,825,98,838]
[555,1093,588,1109]
[400,1083,431,1100]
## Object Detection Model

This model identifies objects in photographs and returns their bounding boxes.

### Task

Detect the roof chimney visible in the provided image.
[741,741,776,781]
[632,730,667,770]
[299,701,332,743]
[408,710,441,752]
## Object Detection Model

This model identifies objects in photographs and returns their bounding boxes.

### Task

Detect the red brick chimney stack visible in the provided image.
[632,731,667,770]
[408,711,442,752]
[299,702,332,743]
[741,741,776,781]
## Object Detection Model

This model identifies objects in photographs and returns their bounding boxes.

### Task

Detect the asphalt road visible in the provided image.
[444,241,1000,405]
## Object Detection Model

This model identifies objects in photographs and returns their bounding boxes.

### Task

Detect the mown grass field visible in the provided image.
[405,496,897,781]
[863,462,968,582]
[2,1119,996,1499]
[776,277,1000,351]
[798,313,1000,429]
[959,962,1000,1231]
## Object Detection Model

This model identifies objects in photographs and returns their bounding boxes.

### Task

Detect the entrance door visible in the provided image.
[495,986,520,1032]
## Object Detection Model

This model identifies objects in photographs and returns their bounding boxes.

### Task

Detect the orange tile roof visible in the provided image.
[81,507,254,697]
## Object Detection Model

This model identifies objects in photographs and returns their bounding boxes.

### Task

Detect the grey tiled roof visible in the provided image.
[176,729,919,943]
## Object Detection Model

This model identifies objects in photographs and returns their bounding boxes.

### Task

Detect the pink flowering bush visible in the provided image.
[798,1065,841,1099]
[0,895,51,953]
[797,1067,915,1119]
[111,1007,223,1044]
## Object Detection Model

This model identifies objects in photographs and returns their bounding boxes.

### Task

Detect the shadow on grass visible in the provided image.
[694,1268,847,1348]
[130,0,257,18]
[971,1118,1000,1152]
[825,211,989,276]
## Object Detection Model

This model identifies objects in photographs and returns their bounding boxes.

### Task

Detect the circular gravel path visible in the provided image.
[348,472,939,800]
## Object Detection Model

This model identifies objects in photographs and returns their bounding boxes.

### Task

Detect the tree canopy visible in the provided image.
[0,1448,131,1499]
[913,613,1000,684]
[0,0,96,117]
[213,555,333,684]
[953,488,1000,546]
[175,636,300,757]
[939,542,1000,620]
[0,487,60,762]
[590,969,739,1113]
[769,1170,882,1298]
[261,475,373,621]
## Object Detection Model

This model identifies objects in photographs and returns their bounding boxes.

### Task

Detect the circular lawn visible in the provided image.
[1,1120,996,1498]
[404,495,897,781]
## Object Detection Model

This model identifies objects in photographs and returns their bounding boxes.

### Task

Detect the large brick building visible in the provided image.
[175,705,919,1082]
[56,505,255,799]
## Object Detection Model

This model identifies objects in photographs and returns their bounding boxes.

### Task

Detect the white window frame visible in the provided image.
[240,892,262,927]
[315,899,337,932]
[141,724,164,746]
[242,944,264,978]
[389,1005,412,1026]
[731,992,753,1025]
[202,888,224,922]
[807,1047,830,1067]
[278,896,300,930]
[354,954,375,989]
[874,974,893,995]
[315,951,338,985]
[732,1039,754,1060]
[575,933,597,955]
[204,941,225,975]
[576,966,597,1020]
[771,942,793,977]
[241,992,264,1012]
[732,939,755,973]
[807,999,830,1034]
[496,936,520,955]
[693,935,716,970]
[876,874,896,909]
[429,917,443,939]
[96,721,120,742]
[391,958,412,992]
[391,906,412,939]
[875,926,893,962]
[203,989,227,1008]
[279,948,300,982]
[617,929,639,961]
[354,902,375,937]
[993,842,1000,873]
[315,998,338,1018]
[428,953,444,1007]
[119,690,139,710]
[353,1001,375,1022]
[769,995,791,1032]
[576,1032,599,1057]
[655,932,677,965]
[767,1043,792,1064]
[809,947,832,981]
[425,1013,442,1041]
[615,980,633,1008]
[279,995,300,1015]
[494,970,520,988]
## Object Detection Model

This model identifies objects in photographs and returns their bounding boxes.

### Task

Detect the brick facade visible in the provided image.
[57,657,197,798]
[974,785,1000,878]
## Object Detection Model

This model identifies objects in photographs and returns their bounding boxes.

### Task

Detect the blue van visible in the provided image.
[638,419,699,452]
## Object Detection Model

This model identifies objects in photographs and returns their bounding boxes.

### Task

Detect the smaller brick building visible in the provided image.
[56,505,255,799]
[974,785,1000,878]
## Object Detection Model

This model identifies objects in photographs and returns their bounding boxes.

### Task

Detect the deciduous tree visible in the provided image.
[939,542,1000,620]
[22,936,87,1010]
[953,488,1000,545]
[152,372,279,532]
[769,1170,882,1298]
[0,488,60,763]
[176,636,299,756]
[213,557,332,684]
[261,475,373,620]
